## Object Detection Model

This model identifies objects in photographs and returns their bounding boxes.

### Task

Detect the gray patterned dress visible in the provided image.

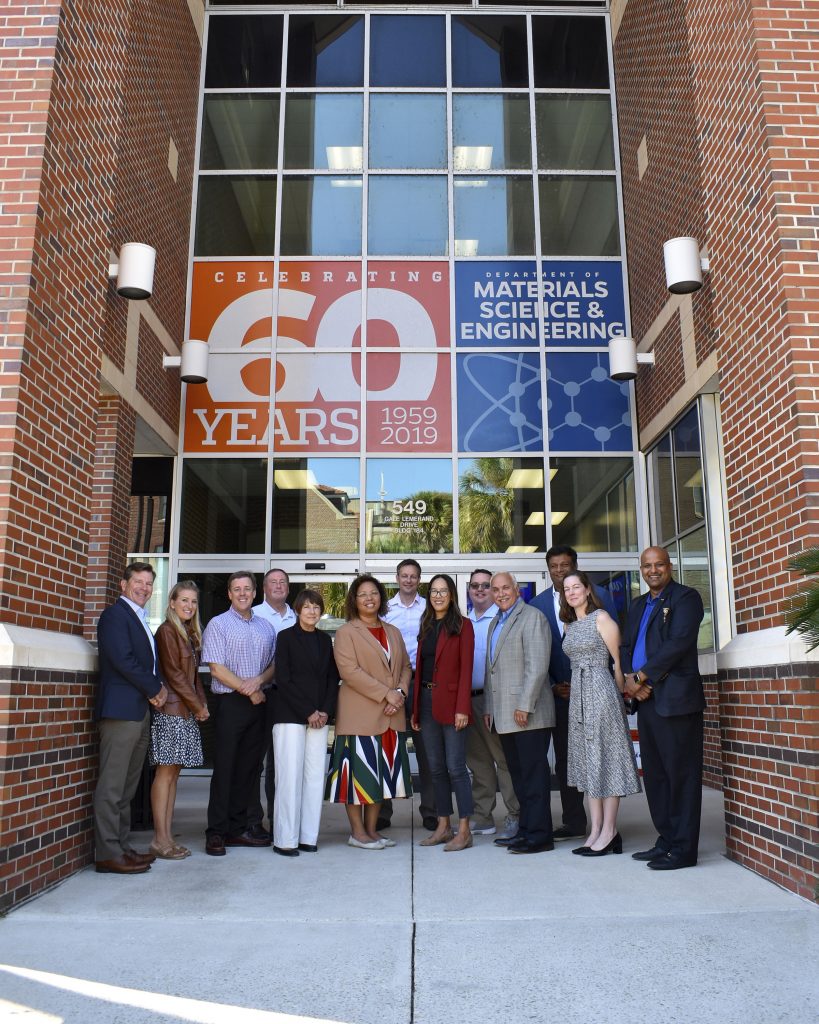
[562,610,641,799]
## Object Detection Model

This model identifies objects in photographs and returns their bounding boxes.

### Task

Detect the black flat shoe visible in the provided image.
[571,845,591,855]
[273,846,299,857]
[648,852,697,871]
[581,833,622,857]
[632,844,667,861]
[298,843,318,853]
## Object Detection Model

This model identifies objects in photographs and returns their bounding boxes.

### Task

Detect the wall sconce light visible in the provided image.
[162,339,209,384]
[108,242,156,300]
[608,336,655,381]
[663,236,709,294]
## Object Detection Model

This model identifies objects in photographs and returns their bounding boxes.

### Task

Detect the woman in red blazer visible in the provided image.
[411,574,475,852]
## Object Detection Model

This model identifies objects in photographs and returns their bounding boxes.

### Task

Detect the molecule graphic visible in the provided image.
[458,352,543,452]
[546,353,632,452]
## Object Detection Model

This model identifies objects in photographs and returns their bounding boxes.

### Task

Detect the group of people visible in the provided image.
[93,545,705,874]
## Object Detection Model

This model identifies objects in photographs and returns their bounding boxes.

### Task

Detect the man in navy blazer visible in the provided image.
[530,545,618,841]
[621,547,705,870]
[93,562,167,874]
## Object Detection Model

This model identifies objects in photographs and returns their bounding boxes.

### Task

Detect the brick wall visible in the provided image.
[702,672,722,789]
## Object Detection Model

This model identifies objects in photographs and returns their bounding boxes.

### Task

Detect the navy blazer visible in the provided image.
[96,597,162,721]
[530,584,617,694]
[620,579,705,717]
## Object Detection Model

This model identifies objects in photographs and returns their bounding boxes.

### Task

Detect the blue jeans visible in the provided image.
[419,688,474,820]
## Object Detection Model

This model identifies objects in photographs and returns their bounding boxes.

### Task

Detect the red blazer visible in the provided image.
[413,618,475,726]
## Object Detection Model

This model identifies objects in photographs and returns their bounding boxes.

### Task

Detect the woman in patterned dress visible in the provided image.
[149,581,209,860]
[325,575,413,850]
[560,571,641,858]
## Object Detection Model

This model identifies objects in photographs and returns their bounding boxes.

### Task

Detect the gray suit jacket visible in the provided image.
[484,600,554,734]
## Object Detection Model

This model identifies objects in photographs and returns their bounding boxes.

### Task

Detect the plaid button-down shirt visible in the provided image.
[202,607,276,695]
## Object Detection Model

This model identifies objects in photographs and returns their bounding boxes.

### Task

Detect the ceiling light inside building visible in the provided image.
[551,511,569,525]
[326,146,363,171]
[505,545,538,553]
[454,145,493,171]
[455,239,479,256]
[525,511,544,526]
[505,469,544,489]
[274,469,317,490]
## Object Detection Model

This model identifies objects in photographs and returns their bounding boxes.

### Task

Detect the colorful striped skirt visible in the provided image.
[325,730,413,805]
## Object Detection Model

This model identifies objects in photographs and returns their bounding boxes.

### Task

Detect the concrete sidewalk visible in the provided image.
[0,780,815,1024]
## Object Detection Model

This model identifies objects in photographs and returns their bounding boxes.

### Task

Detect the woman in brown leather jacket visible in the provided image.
[149,581,209,859]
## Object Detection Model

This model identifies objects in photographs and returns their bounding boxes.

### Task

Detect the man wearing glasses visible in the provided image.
[465,569,520,840]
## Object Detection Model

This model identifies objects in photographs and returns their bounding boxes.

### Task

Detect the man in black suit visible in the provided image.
[94,562,167,874]
[621,547,705,870]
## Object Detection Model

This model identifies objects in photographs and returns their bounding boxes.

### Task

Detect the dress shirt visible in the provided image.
[489,599,519,660]
[202,607,277,695]
[468,605,497,690]
[632,591,663,674]
[252,600,296,635]
[552,588,564,637]
[120,596,157,670]
[384,592,426,671]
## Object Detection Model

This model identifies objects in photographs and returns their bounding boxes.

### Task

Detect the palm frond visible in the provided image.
[785,548,819,650]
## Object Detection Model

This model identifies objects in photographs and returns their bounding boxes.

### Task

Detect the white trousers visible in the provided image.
[272,723,329,849]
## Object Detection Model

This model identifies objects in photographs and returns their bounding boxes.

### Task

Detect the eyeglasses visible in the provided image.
[469,582,491,590]
[429,589,450,597]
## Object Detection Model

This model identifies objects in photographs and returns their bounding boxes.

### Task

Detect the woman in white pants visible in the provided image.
[270,589,339,856]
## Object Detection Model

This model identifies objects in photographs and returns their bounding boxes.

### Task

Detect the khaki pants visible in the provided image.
[465,692,519,825]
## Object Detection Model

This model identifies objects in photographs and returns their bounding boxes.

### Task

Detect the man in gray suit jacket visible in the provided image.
[484,573,555,854]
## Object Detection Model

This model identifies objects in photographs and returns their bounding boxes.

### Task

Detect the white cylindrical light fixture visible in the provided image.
[115,242,156,299]
[608,336,638,381]
[180,339,209,384]
[663,236,703,294]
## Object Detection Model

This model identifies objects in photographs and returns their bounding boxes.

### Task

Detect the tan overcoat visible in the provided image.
[333,619,412,736]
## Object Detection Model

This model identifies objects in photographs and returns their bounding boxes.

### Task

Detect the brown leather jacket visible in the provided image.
[155,620,207,719]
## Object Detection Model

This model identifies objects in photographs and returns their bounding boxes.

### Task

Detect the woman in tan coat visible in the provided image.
[325,575,413,850]
[149,581,209,859]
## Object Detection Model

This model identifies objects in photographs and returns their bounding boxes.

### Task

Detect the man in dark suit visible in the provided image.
[621,546,705,870]
[530,545,618,841]
[94,562,167,874]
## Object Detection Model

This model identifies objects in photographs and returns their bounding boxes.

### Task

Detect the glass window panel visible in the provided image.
[369,95,447,170]
[458,457,546,553]
[451,15,528,88]
[368,176,447,256]
[280,176,362,256]
[531,16,609,89]
[180,459,267,553]
[454,176,535,257]
[673,406,705,533]
[370,15,446,88]
[200,96,279,171]
[195,176,276,257]
[539,176,620,257]
[680,527,714,650]
[272,458,360,554]
[649,434,675,544]
[457,352,543,452]
[549,456,638,553]
[130,457,173,554]
[365,458,453,554]
[205,15,283,88]
[536,96,615,171]
[284,95,363,171]
[453,95,531,171]
[287,14,364,87]
[547,353,632,452]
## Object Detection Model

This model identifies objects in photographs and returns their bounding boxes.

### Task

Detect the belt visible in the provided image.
[471,688,484,697]
[422,681,435,689]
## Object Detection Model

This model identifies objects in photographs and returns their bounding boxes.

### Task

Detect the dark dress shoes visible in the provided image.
[95,856,150,874]
[493,834,521,848]
[124,849,156,866]
[246,824,271,842]
[298,843,318,853]
[422,816,438,832]
[273,846,299,857]
[508,839,555,855]
[205,834,226,856]
[648,852,697,871]
[226,830,272,848]
[632,845,668,861]
[552,825,585,841]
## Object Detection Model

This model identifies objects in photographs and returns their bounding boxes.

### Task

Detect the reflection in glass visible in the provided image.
[649,435,675,544]
[458,458,546,553]
[457,353,542,452]
[549,456,637,553]
[280,176,362,256]
[287,15,364,87]
[673,406,705,533]
[369,95,447,170]
[130,457,173,554]
[539,176,619,257]
[453,95,531,171]
[180,459,267,553]
[284,95,363,170]
[365,459,453,554]
[370,15,446,88]
[452,15,528,88]
[205,15,283,88]
[531,16,609,89]
[272,459,360,553]
[454,176,535,257]
[536,96,615,170]
[201,96,279,171]
[195,177,276,257]
[368,176,447,256]
[680,527,713,650]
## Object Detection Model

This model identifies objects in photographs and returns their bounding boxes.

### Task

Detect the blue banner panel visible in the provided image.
[546,352,632,452]
[540,261,626,344]
[455,261,539,346]
[457,352,543,452]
